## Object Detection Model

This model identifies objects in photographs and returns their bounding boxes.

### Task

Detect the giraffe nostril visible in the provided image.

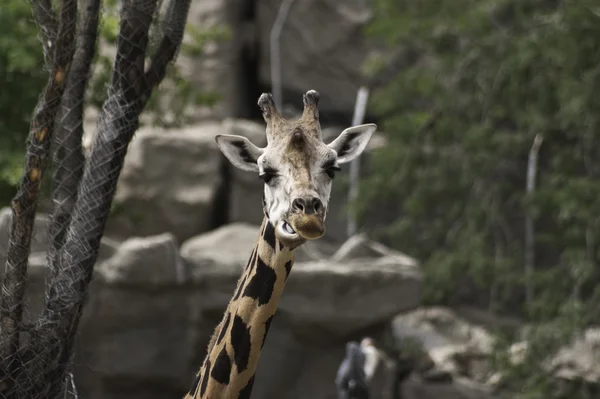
[293,197,322,214]
[312,198,323,213]
[292,198,306,212]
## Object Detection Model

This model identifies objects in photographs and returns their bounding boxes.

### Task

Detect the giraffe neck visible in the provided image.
[185,217,295,399]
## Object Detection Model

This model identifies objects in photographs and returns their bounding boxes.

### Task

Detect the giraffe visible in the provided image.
[184,90,377,399]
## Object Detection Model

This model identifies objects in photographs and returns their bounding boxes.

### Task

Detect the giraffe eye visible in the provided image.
[324,164,341,179]
[259,168,278,184]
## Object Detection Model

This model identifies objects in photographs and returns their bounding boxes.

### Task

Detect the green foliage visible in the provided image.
[0,0,47,203]
[0,3,230,204]
[88,5,230,127]
[362,1,600,396]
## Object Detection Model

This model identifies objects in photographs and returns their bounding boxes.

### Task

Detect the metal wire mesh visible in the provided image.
[0,0,191,397]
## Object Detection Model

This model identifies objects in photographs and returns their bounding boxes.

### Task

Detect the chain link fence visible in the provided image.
[0,0,191,397]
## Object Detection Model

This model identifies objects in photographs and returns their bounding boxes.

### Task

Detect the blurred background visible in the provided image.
[2,0,600,398]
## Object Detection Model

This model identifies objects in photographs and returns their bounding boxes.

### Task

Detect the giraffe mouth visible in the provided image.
[277,216,325,244]
[283,222,296,235]
[276,220,301,243]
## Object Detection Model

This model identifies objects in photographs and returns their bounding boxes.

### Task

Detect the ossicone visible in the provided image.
[302,90,320,120]
[258,93,280,123]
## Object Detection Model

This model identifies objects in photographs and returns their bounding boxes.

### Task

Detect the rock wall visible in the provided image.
[0,210,422,399]
[2,208,525,399]
[178,0,381,122]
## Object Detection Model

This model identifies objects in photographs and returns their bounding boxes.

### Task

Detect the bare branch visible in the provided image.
[31,0,160,391]
[113,0,159,104]
[142,0,192,102]
[525,134,543,309]
[27,0,190,394]
[47,0,102,285]
[0,0,77,374]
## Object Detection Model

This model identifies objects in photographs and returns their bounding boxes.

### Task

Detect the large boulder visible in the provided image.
[105,123,224,243]
[392,307,497,399]
[75,233,201,399]
[99,233,185,285]
[281,257,421,338]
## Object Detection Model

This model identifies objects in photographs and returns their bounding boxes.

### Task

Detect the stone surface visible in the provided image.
[181,223,422,337]
[545,328,600,384]
[392,307,496,397]
[99,233,185,286]
[106,123,224,243]
[401,377,495,399]
[257,0,377,117]
[79,224,422,399]
[0,212,424,399]
[75,281,208,399]
[282,258,421,338]
[332,233,419,265]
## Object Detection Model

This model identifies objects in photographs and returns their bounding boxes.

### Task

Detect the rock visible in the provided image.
[97,233,185,286]
[508,341,529,366]
[332,233,419,266]
[293,239,339,262]
[392,307,495,388]
[181,223,422,338]
[256,0,378,117]
[76,278,207,399]
[70,222,423,399]
[106,123,223,243]
[180,223,261,313]
[253,325,396,399]
[282,257,421,338]
[545,328,600,384]
[181,222,258,271]
[401,376,495,399]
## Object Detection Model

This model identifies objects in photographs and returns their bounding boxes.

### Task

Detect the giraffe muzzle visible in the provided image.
[288,214,325,240]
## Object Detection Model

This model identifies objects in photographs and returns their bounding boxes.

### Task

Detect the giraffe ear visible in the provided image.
[327,123,377,164]
[215,134,264,172]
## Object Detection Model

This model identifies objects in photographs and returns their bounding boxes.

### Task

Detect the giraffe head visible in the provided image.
[216,90,376,247]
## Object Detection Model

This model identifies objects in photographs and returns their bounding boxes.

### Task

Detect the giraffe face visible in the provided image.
[216,90,376,247]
